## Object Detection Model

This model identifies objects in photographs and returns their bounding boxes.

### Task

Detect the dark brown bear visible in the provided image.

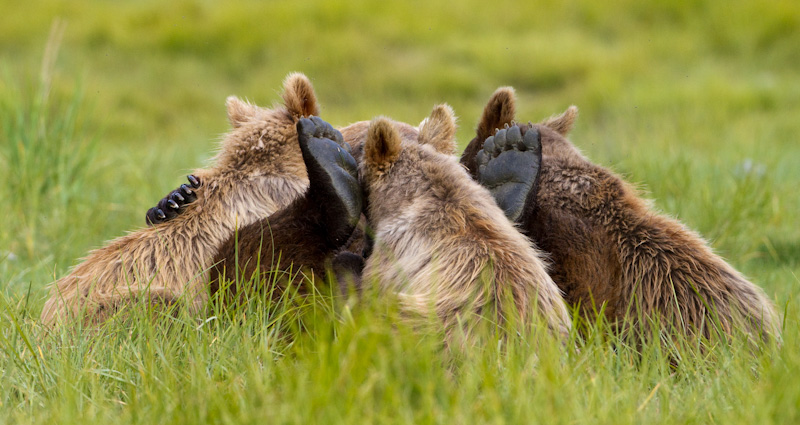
[460,87,780,344]
[208,116,364,302]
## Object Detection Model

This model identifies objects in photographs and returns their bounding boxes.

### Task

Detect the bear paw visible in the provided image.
[476,124,542,224]
[145,175,201,226]
[297,116,362,246]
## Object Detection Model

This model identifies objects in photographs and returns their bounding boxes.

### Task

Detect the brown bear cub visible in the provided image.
[208,116,363,302]
[360,105,571,343]
[148,120,422,295]
[40,73,323,326]
[461,87,780,344]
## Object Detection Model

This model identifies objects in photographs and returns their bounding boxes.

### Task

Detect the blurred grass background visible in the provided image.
[1,0,799,423]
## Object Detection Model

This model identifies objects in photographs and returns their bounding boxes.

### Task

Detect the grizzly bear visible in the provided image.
[207,115,363,301]
[40,73,323,326]
[146,119,423,296]
[460,87,780,344]
[148,85,780,346]
[359,105,571,342]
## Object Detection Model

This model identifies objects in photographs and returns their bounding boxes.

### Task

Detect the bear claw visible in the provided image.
[146,175,203,226]
[476,124,542,224]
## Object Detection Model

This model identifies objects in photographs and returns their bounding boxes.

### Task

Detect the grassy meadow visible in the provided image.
[1,0,799,423]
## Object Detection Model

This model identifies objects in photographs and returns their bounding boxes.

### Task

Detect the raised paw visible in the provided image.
[145,175,201,226]
[476,124,542,223]
[297,116,362,246]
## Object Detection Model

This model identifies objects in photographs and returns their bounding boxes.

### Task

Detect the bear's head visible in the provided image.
[184,73,323,228]
[213,72,320,179]
[360,104,458,225]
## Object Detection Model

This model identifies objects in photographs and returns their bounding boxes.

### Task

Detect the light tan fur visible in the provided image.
[360,108,571,343]
[418,104,458,155]
[41,73,319,326]
[541,105,579,137]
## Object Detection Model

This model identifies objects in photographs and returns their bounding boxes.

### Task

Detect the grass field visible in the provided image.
[1,0,799,423]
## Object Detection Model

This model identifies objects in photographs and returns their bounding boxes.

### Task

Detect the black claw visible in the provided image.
[179,184,197,202]
[146,175,202,226]
[146,207,167,226]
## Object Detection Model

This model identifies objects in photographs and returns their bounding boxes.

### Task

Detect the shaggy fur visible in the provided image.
[361,106,572,343]
[460,88,780,344]
[461,87,517,180]
[209,117,363,301]
[148,116,420,302]
[204,117,447,300]
[208,186,360,302]
[40,73,319,326]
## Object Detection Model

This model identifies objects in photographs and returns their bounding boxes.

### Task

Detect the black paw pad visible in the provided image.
[476,125,542,223]
[296,117,362,246]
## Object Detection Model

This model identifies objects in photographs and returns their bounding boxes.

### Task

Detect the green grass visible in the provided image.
[1,0,799,423]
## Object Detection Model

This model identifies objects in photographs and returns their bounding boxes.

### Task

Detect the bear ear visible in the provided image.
[226,96,258,128]
[365,118,402,172]
[541,106,578,136]
[476,86,516,142]
[418,104,457,155]
[282,72,320,119]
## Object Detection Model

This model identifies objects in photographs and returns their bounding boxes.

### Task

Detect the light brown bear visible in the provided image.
[460,87,780,345]
[40,73,321,326]
[359,105,572,343]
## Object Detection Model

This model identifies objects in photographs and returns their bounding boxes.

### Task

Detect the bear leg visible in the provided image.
[211,117,363,298]
[297,116,362,246]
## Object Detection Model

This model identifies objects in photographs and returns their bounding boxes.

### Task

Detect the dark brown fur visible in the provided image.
[208,182,361,302]
[460,89,780,344]
[207,118,425,298]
